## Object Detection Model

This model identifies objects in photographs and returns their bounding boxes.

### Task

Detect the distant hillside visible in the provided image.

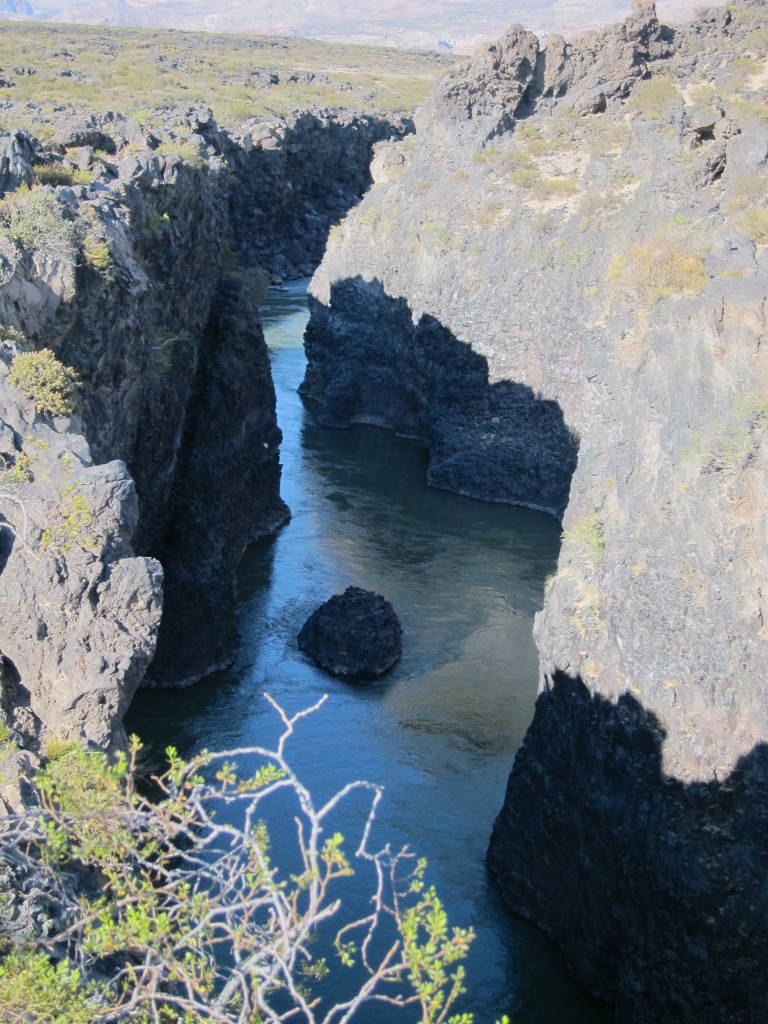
[0,0,726,51]
[0,20,454,129]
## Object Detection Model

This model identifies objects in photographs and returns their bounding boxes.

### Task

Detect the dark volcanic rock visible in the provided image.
[0,129,36,196]
[488,672,768,1023]
[0,102,407,696]
[302,0,768,1019]
[298,586,402,680]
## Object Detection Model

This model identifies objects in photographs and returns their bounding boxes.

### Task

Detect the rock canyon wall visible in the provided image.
[301,1,768,1018]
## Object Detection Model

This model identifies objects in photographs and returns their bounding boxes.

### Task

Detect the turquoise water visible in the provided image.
[127,281,612,1024]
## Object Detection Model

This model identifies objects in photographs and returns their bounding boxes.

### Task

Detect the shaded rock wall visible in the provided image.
[0,102,398,747]
[302,0,768,1017]
[488,673,768,1023]
[302,278,577,516]
[228,110,413,281]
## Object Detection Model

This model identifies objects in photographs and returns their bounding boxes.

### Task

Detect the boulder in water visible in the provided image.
[298,586,402,681]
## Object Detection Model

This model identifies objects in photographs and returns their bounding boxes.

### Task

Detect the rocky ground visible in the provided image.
[301,0,768,1017]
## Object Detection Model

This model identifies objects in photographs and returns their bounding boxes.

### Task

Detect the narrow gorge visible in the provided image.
[0,0,766,1020]
[0,105,408,761]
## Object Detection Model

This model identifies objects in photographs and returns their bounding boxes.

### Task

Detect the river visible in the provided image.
[126,280,612,1024]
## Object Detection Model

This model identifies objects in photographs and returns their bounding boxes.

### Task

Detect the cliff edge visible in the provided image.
[302,0,768,1017]
[0,102,405,760]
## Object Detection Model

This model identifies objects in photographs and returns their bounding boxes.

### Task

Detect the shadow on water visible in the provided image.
[127,281,611,1024]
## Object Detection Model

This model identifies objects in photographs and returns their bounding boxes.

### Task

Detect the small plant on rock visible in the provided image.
[627,75,681,119]
[81,233,113,272]
[1,189,77,263]
[564,512,606,562]
[40,484,93,553]
[8,349,81,417]
[0,325,28,349]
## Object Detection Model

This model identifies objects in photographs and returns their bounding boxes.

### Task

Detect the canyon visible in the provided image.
[0,0,766,1018]
[301,0,768,1018]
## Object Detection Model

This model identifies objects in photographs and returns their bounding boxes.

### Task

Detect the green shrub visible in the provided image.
[0,450,32,485]
[81,233,113,272]
[1,189,76,262]
[0,704,482,1024]
[8,349,81,417]
[0,950,94,1024]
[40,485,94,553]
[0,324,28,348]
[423,220,460,253]
[156,138,208,170]
[34,164,75,187]
[564,513,606,562]
[508,167,541,190]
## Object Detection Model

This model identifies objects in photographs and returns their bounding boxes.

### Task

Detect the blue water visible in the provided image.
[127,281,612,1023]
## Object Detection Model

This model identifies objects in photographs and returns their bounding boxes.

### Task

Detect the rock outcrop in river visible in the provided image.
[301,0,768,1018]
[298,586,402,680]
[0,103,405,752]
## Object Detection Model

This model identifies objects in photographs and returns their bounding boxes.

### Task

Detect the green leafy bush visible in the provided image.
[8,349,81,417]
[0,699,481,1024]
[0,949,94,1024]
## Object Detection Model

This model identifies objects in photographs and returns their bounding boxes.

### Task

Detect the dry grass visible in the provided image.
[627,76,681,119]
[0,21,455,131]
[727,172,768,243]
[630,240,708,299]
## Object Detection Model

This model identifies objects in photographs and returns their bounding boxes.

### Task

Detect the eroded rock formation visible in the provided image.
[0,342,162,755]
[302,0,768,1017]
[0,102,403,748]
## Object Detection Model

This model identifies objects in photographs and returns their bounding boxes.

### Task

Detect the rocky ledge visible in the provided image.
[0,102,407,753]
[301,0,768,1019]
[0,341,161,800]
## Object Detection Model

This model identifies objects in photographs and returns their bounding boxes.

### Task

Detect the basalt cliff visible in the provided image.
[0,103,408,779]
[301,0,768,1019]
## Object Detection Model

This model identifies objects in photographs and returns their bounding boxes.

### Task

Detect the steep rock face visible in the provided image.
[302,280,577,515]
[302,1,768,1017]
[0,101,399,741]
[488,673,768,1022]
[0,128,280,692]
[228,110,413,281]
[0,342,162,755]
